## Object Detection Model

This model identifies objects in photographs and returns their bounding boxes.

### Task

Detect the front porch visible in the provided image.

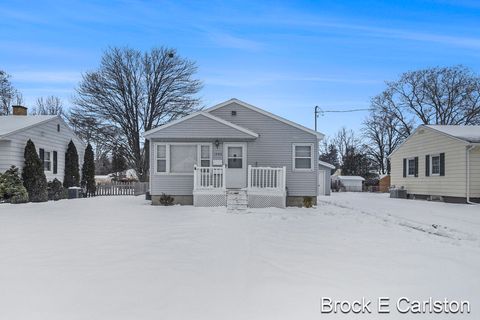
[193,165,287,208]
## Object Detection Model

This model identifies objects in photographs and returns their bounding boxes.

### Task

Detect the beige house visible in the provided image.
[389,125,480,203]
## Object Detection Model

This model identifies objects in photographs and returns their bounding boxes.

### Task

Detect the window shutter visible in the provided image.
[425,155,430,177]
[440,153,445,176]
[39,148,45,164]
[53,151,58,174]
[414,157,419,177]
[403,158,406,177]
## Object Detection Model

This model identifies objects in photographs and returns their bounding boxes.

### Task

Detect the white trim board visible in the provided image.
[205,98,324,140]
[143,111,259,138]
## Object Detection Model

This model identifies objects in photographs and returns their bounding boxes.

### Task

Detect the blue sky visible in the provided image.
[1,0,480,138]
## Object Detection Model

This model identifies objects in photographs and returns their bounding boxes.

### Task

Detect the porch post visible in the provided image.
[222,164,226,190]
[193,165,197,191]
[247,165,252,190]
[282,166,286,192]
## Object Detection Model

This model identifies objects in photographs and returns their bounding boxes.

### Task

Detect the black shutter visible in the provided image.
[425,155,430,177]
[39,148,45,167]
[440,153,445,176]
[403,158,407,177]
[414,157,419,177]
[53,151,58,174]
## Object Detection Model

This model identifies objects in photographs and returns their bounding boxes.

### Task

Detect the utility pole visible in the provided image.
[314,106,321,131]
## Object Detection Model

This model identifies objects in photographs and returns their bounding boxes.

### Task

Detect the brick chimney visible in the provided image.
[12,105,27,116]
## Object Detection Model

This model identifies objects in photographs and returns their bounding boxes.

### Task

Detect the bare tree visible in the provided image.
[0,70,22,115]
[332,127,362,165]
[73,47,202,181]
[377,66,480,137]
[31,96,64,116]
[363,65,479,174]
[362,94,409,174]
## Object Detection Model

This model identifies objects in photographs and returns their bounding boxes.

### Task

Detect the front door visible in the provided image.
[224,143,247,188]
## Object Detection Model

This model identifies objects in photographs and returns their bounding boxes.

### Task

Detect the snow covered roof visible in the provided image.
[0,115,58,138]
[425,125,480,143]
[318,160,335,169]
[337,176,365,181]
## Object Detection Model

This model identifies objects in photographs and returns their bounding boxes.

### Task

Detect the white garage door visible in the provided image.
[318,170,325,195]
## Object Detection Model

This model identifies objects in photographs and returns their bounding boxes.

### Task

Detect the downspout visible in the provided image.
[466,145,479,205]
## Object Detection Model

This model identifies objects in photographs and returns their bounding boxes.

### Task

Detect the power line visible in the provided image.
[314,106,373,131]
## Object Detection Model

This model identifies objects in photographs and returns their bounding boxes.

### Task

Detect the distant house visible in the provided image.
[318,160,335,195]
[144,98,325,208]
[332,175,365,192]
[389,125,480,203]
[0,106,85,182]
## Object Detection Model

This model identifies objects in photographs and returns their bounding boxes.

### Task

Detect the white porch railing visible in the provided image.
[193,165,226,190]
[247,165,286,193]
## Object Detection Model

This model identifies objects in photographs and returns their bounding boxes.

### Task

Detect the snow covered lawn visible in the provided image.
[0,193,479,319]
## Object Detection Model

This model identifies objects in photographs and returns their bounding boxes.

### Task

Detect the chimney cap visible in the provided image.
[12,105,28,116]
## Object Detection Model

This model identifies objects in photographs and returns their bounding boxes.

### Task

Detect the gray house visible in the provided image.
[0,106,85,182]
[144,99,325,208]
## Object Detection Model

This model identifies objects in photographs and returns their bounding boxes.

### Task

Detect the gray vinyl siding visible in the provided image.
[146,114,256,140]
[0,117,85,182]
[210,102,318,196]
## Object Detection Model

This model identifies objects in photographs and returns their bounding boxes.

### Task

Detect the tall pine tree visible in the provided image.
[64,140,80,188]
[111,146,127,178]
[22,139,48,202]
[81,143,96,196]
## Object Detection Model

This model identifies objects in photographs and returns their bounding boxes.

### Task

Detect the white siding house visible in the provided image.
[389,125,480,203]
[0,109,85,182]
[318,160,335,196]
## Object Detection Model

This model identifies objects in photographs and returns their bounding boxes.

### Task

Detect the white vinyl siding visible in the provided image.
[0,118,84,182]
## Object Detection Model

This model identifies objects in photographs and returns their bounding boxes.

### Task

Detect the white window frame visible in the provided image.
[430,154,441,176]
[199,144,213,167]
[39,149,52,172]
[153,142,212,175]
[292,143,314,172]
[407,157,416,177]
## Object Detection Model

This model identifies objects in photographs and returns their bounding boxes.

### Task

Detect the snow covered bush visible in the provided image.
[303,196,313,208]
[0,166,29,204]
[159,193,174,206]
[22,139,48,202]
[47,179,67,201]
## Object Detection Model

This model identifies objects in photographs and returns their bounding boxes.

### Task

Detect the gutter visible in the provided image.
[466,144,480,205]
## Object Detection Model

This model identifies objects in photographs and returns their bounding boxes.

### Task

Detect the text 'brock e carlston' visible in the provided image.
[321,297,470,314]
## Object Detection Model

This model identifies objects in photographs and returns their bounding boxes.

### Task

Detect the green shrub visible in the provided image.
[22,139,48,202]
[64,140,80,188]
[159,193,174,206]
[48,178,67,201]
[0,166,29,204]
[10,187,29,204]
[303,196,314,208]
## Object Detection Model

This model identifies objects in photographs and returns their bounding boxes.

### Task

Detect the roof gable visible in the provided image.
[205,98,324,139]
[0,115,58,138]
[143,112,259,138]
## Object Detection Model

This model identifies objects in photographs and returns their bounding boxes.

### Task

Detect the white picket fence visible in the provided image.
[95,181,148,196]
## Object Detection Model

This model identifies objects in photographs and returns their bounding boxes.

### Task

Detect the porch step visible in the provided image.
[226,189,248,212]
